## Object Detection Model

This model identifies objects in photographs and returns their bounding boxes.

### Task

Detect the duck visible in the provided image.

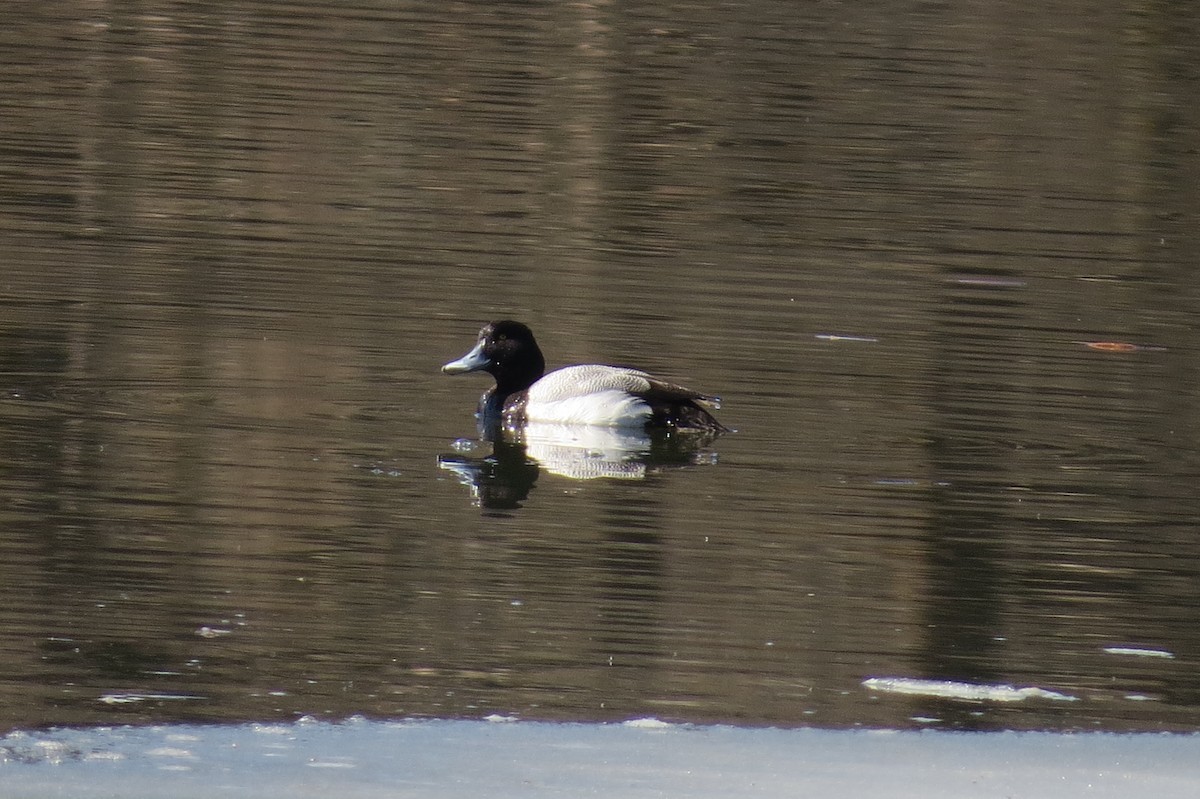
[441,320,728,432]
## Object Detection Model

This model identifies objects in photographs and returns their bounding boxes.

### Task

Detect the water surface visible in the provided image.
[1,2,1199,735]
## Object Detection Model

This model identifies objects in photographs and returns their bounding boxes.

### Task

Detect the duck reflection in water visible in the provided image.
[438,320,727,510]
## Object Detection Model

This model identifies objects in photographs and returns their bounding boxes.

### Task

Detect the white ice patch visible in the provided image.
[1102,646,1175,659]
[623,717,673,729]
[98,693,206,705]
[863,677,1077,703]
[146,747,196,759]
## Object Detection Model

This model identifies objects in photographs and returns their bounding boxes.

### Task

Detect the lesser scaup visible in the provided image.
[442,320,728,432]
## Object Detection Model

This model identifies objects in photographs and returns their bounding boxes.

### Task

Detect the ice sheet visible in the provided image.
[2,717,1198,799]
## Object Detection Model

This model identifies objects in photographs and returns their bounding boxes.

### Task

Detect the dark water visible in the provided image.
[1,2,1199,735]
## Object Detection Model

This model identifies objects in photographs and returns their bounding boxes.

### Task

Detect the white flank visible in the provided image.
[525,389,651,427]
[525,365,656,426]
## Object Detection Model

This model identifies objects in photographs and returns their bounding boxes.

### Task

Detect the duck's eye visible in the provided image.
[497,334,507,341]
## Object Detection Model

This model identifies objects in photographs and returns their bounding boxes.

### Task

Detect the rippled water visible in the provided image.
[1,3,1199,735]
